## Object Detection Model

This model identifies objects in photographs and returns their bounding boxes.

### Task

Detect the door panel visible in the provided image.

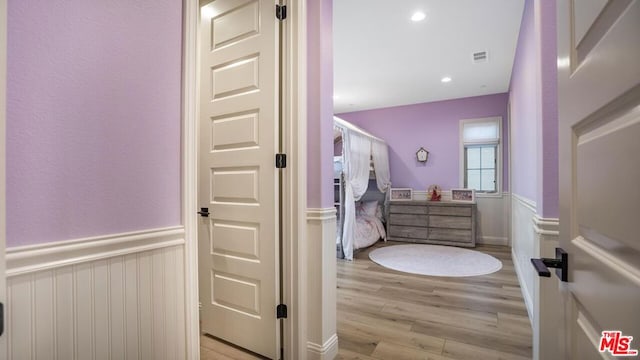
[199,0,279,358]
[558,0,640,358]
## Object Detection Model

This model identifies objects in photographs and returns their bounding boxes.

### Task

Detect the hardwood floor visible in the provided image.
[199,241,532,359]
[200,334,268,360]
[337,241,532,360]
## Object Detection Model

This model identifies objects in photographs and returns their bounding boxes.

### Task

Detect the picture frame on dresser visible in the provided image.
[390,188,413,201]
[451,188,475,203]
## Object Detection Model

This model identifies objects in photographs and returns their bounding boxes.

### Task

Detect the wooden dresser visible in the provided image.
[387,201,476,247]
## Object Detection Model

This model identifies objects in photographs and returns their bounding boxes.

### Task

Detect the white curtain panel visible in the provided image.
[371,139,391,193]
[341,131,372,260]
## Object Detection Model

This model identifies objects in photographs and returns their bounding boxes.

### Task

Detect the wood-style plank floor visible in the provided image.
[200,334,268,360]
[200,241,532,360]
[337,241,532,360]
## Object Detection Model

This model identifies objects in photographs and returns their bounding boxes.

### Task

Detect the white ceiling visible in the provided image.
[333,0,525,113]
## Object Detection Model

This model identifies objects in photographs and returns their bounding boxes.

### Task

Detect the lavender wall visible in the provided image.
[307,0,334,208]
[338,93,509,191]
[509,0,558,217]
[509,0,539,203]
[7,0,183,247]
[537,0,558,218]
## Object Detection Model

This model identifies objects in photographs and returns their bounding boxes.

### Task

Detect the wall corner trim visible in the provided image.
[6,226,185,277]
[307,334,339,360]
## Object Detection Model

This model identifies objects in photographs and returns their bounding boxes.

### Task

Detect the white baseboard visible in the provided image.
[478,236,509,246]
[5,228,187,359]
[307,334,339,360]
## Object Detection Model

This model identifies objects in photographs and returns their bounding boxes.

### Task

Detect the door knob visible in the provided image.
[531,247,568,282]
[197,207,210,217]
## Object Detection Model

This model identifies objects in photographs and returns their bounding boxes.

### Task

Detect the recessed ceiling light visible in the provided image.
[441,77,452,83]
[411,11,426,22]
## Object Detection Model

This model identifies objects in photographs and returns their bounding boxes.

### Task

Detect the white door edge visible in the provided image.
[181,1,308,359]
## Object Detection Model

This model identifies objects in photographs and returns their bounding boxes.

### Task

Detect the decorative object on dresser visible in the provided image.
[451,188,475,203]
[389,188,413,201]
[416,147,429,162]
[427,184,442,201]
[387,200,476,247]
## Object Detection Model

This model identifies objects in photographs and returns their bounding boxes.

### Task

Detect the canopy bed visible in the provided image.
[333,116,392,260]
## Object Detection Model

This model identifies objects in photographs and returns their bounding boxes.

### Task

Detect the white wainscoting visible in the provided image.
[510,194,560,360]
[306,208,338,360]
[5,226,187,360]
[511,193,537,321]
[413,191,510,246]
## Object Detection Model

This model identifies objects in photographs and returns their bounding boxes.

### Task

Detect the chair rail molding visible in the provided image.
[6,226,185,277]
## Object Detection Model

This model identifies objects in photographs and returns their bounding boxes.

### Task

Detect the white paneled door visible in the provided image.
[557,0,640,358]
[198,0,280,359]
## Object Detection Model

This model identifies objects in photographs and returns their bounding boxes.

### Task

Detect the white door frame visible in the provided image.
[181,1,308,359]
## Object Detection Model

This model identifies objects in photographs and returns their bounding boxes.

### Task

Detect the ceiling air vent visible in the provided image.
[472,51,488,63]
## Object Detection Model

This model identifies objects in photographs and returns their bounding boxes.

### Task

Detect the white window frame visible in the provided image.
[459,117,502,196]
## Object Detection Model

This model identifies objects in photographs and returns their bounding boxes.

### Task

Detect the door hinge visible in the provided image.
[276,4,287,20]
[276,304,288,319]
[276,153,287,168]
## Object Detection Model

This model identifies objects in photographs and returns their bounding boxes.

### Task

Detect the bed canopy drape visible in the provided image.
[334,116,391,260]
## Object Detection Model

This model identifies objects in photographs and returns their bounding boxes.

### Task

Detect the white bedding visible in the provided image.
[353,214,386,250]
[337,213,386,250]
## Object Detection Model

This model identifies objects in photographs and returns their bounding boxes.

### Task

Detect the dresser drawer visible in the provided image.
[429,206,471,217]
[428,228,472,243]
[388,226,429,239]
[389,205,428,215]
[389,213,427,227]
[429,215,471,229]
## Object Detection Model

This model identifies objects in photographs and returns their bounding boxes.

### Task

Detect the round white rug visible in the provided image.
[368,244,502,277]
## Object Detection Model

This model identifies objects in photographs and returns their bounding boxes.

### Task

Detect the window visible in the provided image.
[460,117,501,193]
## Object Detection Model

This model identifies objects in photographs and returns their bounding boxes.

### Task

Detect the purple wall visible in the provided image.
[509,0,558,217]
[338,93,509,191]
[509,0,538,202]
[537,0,558,218]
[307,0,334,208]
[7,0,183,247]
